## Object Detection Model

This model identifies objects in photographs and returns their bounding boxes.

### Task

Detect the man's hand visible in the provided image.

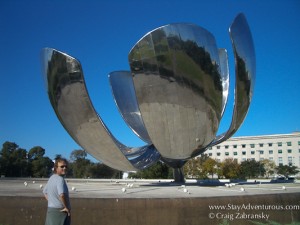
[60,207,71,216]
[59,193,70,216]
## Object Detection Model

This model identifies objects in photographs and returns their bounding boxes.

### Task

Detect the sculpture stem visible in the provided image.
[173,168,185,183]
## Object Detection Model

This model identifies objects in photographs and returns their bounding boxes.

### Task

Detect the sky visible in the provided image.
[0,0,299,162]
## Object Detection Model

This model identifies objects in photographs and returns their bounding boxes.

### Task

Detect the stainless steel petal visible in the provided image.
[41,48,160,171]
[218,48,229,117]
[129,23,223,160]
[109,71,152,143]
[209,13,256,147]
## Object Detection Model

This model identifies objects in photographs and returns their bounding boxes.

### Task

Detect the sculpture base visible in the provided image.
[1,193,300,225]
[1,178,299,225]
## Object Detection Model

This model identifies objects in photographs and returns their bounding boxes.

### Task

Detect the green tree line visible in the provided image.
[0,141,121,178]
[1,141,298,179]
[130,154,299,180]
[182,154,298,180]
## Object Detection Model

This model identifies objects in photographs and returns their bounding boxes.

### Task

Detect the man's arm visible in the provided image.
[59,193,71,216]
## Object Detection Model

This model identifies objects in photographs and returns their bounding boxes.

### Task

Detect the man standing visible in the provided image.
[43,158,71,225]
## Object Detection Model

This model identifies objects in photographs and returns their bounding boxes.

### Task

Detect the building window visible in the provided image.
[298,141,300,145]
[278,150,282,154]
[225,145,229,149]
[242,151,246,155]
[242,144,246,148]
[268,143,273,147]
[217,153,221,156]
[251,151,255,155]
[250,144,255,148]
[288,156,293,166]
[288,149,292,153]
[269,150,273,154]
[269,157,273,161]
[259,143,264,147]
[242,158,246,161]
[278,142,282,147]
[278,157,283,166]
[259,150,264,154]
[225,152,229,156]
[287,142,292,146]
[233,152,238,156]
[209,153,212,156]
[233,145,237,148]
[208,147,212,150]
[217,146,220,149]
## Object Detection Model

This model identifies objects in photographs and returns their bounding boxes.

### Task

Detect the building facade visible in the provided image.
[207,132,300,168]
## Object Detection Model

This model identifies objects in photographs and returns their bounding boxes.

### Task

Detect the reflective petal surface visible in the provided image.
[129,23,223,159]
[218,48,229,117]
[41,48,160,171]
[210,13,256,147]
[41,13,255,182]
[109,71,152,143]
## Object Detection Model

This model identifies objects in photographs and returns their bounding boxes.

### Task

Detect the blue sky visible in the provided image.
[0,0,299,161]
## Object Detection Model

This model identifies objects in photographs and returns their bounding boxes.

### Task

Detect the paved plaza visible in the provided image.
[1,178,299,199]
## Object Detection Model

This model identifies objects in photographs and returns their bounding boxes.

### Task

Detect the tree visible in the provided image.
[129,161,171,179]
[183,154,211,179]
[69,149,90,178]
[184,158,200,178]
[88,163,121,178]
[28,146,45,160]
[0,142,29,177]
[276,165,299,177]
[220,158,240,179]
[261,159,276,178]
[31,156,53,177]
[28,146,53,177]
[70,149,87,162]
[202,158,218,178]
[240,159,265,179]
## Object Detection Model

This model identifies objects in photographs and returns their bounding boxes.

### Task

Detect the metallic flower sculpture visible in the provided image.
[41,13,255,182]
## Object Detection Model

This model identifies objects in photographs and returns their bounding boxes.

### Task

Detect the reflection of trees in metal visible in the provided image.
[42,13,255,182]
[131,37,222,114]
[235,55,251,125]
[128,23,226,163]
[42,49,161,172]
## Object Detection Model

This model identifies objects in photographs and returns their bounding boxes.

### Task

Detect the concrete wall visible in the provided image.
[1,193,300,225]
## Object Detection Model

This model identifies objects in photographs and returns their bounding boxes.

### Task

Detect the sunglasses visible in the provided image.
[59,165,68,169]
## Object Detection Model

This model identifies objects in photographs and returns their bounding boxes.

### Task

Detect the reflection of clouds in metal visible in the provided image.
[41,13,255,174]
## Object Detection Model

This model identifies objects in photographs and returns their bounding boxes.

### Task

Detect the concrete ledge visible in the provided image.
[1,193,300,225]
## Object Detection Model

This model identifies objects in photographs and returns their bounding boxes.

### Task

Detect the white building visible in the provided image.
[207,132,300,168]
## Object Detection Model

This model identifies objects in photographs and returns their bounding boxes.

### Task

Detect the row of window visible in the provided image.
[214,156,298,166]
[209,141,300,150]
[208,149,298,157]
